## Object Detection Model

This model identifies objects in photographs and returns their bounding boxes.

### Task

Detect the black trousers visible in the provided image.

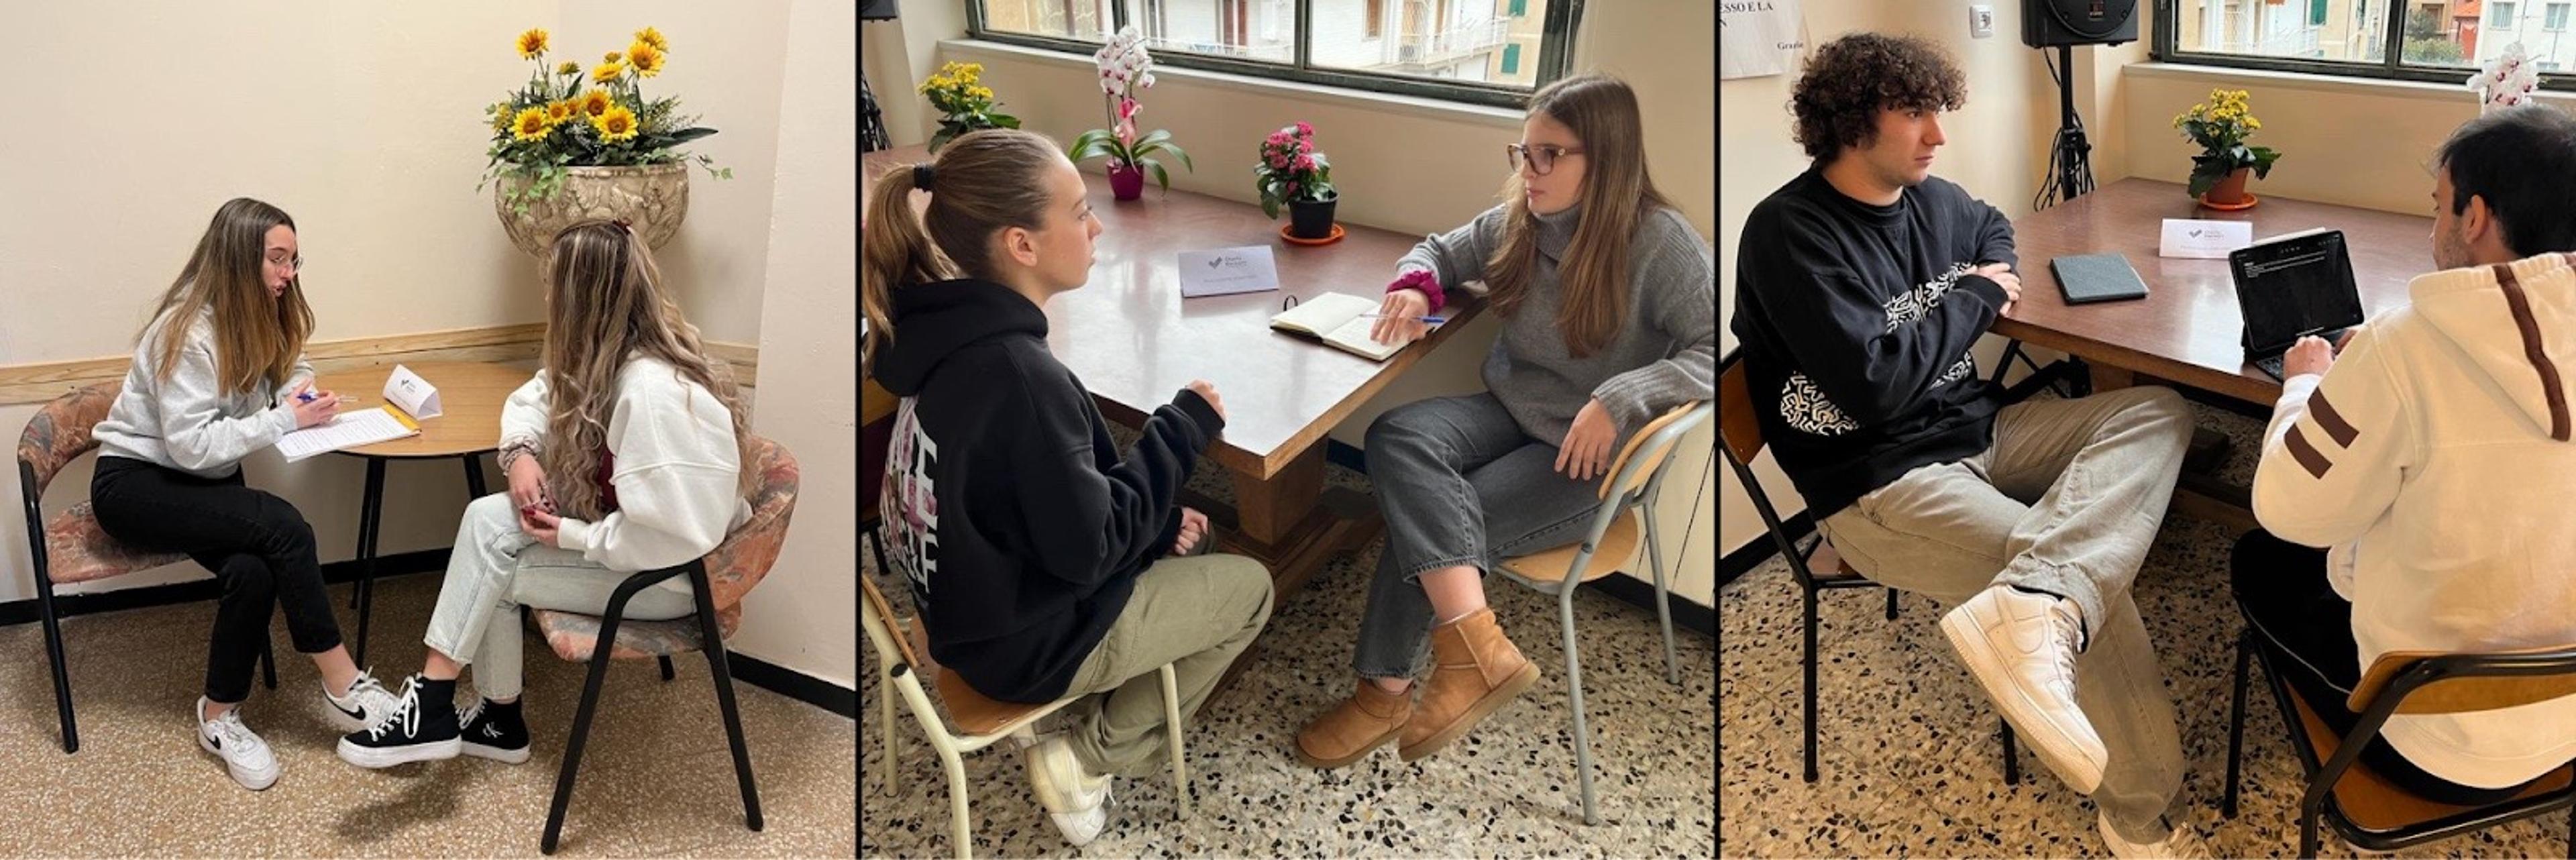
[2230,529,2538,807]
[91,455,342,704]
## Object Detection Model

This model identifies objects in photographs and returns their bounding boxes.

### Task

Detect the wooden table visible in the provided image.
[313,360,530,665]
[1998,178,2432,405]
[864,146,1485,598]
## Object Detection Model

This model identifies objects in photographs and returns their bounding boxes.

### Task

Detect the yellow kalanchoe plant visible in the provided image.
[2172,88,2282,199]
[480,25,731,213]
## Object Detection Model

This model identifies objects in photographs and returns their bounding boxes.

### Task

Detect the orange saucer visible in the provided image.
[1281,223,1346,246]
[2199,193,2259,211]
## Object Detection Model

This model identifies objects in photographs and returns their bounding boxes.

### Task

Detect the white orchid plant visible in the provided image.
[1069,25,1194,192]
[2468,42,2543,114]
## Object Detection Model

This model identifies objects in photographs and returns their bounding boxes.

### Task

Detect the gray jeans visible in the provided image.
[1350,393,1607,680]
[1815,386,2193,842]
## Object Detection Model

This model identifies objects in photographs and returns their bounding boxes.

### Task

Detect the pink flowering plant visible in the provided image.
[1255,121,1333,219]
[1069,25,1194,192]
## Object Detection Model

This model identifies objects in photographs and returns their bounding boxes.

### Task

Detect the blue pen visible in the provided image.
[1358,313,1447,324]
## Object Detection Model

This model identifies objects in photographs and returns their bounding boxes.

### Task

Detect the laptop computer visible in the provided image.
[2230,228,2364,381]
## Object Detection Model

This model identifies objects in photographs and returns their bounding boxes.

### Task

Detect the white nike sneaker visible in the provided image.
[1022,733,1113,847]
[197,696,280,791]
[319,669,402,732]
[1940,584,2108,794]
[2100,813,2214,859]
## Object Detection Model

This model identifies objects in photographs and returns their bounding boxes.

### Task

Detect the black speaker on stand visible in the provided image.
[861,0,900,154]
[2023,0,2137,208]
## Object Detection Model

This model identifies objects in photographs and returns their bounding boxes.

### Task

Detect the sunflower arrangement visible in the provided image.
[481,26,730,213]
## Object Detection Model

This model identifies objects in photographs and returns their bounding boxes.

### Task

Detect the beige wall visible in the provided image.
[739,0,860,690]
[2123,62,2516,217]
[1717,0,2143,560]
[0,1,857,692]
[869,1,1721,604]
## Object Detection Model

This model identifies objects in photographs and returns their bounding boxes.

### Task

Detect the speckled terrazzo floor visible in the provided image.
[1719,396,2576,858]
[860,432,1721,859]
[0,571,857,858]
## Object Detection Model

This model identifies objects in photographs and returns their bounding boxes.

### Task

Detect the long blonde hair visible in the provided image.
[537,221,755,521]
[861,128,1065,365]
[1483,74,1671,358]
[144,197,314,394]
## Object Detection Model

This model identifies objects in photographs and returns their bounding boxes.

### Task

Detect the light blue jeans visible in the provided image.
[421,493,695,700]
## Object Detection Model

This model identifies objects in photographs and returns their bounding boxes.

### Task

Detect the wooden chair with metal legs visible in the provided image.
[2223,633,2576,857]
[1485,399,1708,825]
[860,571,1192,859]
[1717,351,2021,786]
[17,381,278,755]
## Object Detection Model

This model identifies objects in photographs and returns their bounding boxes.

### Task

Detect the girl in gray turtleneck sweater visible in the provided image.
[1293,75,1715,777]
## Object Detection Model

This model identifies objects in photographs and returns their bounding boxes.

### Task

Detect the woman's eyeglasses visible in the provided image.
[268,254,305,272]
[1506,143,1585,176]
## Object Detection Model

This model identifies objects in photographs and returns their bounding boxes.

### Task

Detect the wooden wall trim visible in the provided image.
[0,325,759,407]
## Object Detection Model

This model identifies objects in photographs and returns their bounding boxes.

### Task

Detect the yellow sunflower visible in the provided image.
[635,26,668,52]
[511,107,552,142]
[557,60,580,75]
[593,61,624,83]
[490,103,512,133]
[516,28,549,59]
[578,89,614,119]
[592,105,640,142]
[604,51,621,63]
[626,42,664,77]
[545,100,575,125]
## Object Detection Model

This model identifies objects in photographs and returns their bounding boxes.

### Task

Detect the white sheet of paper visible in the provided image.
[276,407,417,462]
[2158,219,2255,259]
[383,364,443,419]
[1177,246,1281,298]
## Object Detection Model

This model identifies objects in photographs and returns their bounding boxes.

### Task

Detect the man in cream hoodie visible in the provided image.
[2239,105,2576,805]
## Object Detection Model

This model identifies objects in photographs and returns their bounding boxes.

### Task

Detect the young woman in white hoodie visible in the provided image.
[337,219,754,767]
[90,197,405,791]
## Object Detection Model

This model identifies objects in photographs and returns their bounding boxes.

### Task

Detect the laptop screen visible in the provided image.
[2231,230,2364,354]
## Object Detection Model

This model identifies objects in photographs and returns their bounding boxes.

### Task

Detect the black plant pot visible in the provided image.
[1288,193,1338,239]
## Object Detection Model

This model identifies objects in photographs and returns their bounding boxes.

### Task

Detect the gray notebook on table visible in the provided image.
[2049,253,2151,304]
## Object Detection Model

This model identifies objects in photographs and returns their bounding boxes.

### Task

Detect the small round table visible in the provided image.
[312,360,534,666]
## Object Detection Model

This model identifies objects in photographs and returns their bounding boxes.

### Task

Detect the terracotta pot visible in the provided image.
[1109,164,1144,201]
[495,162,689,257]
[2201,167,2254,207]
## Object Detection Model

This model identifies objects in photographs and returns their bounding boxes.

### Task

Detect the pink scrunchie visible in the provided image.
[1387,268,1445,314]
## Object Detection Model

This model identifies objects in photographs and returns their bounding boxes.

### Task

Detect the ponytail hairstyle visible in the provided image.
[1483,73,1671,358]
[862,128,1066,364]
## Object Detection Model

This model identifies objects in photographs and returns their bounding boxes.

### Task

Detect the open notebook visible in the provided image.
[276,405,420,462]
[1269,292,1405,362]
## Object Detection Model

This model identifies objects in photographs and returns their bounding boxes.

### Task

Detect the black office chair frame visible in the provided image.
[2222,629,2576,857]
[541,557,763,854]
[1718,350,2020,784]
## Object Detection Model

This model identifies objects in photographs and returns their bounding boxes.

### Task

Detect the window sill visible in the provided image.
[2128,60,2576,107]
[941,38,1526,129]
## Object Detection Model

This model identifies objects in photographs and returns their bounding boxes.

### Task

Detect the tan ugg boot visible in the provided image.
[1294,680,1413,768]
[1399,607,1540,761]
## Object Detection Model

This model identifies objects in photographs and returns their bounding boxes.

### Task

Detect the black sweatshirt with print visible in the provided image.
[871,279,1224,704]
[1729,167,2016,519]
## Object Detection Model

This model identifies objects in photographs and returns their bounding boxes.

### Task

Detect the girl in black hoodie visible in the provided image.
[863,129,1275,847]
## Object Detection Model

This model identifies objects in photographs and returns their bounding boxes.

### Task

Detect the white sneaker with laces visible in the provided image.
[320,669,402,732]
[2099,813,2213,859]
[1940,584,2108,794]
[197,696,280,791]
[1022,733,1113,847]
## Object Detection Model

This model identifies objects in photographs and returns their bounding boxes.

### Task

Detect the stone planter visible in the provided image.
[495,162,690,256]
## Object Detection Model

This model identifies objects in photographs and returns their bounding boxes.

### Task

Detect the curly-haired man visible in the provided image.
[1729,33,2204,857]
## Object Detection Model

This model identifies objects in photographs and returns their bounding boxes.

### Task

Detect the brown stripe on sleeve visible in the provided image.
[2284,425,2333,478]
[2493,263,2573,441]
[2309,390,2359,448]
